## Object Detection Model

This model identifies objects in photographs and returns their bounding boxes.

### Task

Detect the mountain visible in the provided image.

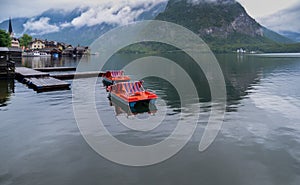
[279,31,300,43]
[0,1,167,46]
[155,0,293,52]
[262,27,294,44]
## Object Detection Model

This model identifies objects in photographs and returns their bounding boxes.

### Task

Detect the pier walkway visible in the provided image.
[33,67,76,72]
[15,67,105,92]
[15,67,49,78]
[23,77,70,92]
[15,67,70,92]
[50,71,104,80]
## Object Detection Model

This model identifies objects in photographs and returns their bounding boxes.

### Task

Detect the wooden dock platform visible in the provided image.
[15,67,70,92]
[15,67,49,79]
[15,67,105,92]
[23,77,70,92]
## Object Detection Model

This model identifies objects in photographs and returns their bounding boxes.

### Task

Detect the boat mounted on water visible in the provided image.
[108,81,158,108]
[102,70,130,87]
[109,99,157,116]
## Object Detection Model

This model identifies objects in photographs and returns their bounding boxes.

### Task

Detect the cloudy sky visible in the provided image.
[0,0,299,33]
[0,1,161,22]
[258,2,300,33]
[239,0,300,33]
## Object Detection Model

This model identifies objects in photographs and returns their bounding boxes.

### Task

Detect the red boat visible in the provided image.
[108,81,158,108]
[102,70,130,87]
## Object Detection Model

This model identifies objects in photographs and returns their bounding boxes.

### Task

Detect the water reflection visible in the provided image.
[0,79,14,107]
[103,52,300,114]
[1,54,300,185]
[21,56,87,68]
[18,53,300,111]
[109,99,157,116]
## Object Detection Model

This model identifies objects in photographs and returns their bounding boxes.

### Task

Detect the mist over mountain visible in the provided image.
[259,4,300,43]
[0,0,297,52]
[279,31,300,43]
[0,1,167,45]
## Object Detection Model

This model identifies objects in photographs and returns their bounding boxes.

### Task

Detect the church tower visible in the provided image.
[8,17,13,37]
[7,17,20,48]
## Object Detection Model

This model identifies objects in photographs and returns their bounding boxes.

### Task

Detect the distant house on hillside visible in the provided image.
[62,45,74,56]
[30,39,45,50]
[21,35,89,57]
[44,39,57,48]
[74,46,90,56]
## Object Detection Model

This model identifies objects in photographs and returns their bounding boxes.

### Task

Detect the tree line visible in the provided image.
[0,29,32,47]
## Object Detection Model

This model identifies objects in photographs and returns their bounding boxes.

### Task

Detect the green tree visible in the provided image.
[0,29,11,47]
[19,34,32,48]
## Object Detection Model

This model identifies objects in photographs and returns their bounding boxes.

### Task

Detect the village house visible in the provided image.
[30,39,45,50]
[44,40,64,50]
[4,17,91,57]
[62,45,74,56]
[44,39,56,48]
[74,46,90,56]
[11,38,20,48]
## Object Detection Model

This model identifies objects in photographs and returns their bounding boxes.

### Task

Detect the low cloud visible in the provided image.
[188,0,235,5]
[23,17,60,35]
[60,22,72,28]
[68,0,166,28]
[259,3,300,33]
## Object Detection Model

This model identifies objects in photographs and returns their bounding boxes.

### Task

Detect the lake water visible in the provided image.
[1,53,300,185]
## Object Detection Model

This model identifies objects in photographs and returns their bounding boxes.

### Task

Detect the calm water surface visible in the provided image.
[1,54,300,185]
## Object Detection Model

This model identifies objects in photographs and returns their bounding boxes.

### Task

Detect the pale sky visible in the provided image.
[237,0,300,18]
[237,0,300,32]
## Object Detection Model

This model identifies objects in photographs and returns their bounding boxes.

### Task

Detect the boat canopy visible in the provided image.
[106,70,125,77]
[111,81,145,95]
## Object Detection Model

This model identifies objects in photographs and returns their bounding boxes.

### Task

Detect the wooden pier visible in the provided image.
[0,60,15,79]
[23,77,70,92]
[34,67,105,79]
[15,67,49,79]
[15,67,70,92]
[15,67,105,92]
[34,67,77,72]
[51,71,104,80]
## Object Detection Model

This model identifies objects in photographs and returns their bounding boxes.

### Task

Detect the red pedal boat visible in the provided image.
[108,81,158,108]
[102,70,130,87]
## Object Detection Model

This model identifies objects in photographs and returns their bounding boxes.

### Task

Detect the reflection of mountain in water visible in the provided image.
[0,80,14,107]
[217,54,300,111]
[103,52,299,113]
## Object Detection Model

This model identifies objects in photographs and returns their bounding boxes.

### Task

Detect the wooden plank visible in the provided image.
[51,71,105,80]
[15,67,49,78]
[34,67,77,72]
[24,77,70,92]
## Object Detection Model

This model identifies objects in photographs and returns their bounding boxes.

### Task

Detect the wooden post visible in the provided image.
[0,60,15,79]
